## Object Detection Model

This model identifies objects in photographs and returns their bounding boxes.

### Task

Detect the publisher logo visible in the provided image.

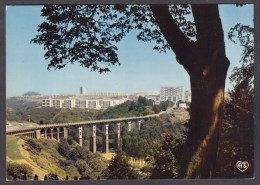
[236,161,249,172]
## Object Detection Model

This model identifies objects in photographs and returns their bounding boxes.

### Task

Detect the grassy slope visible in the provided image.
[6,136,67,180]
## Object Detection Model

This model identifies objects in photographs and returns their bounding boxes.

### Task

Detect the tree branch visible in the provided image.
[191,4,225,51]
[150,5,193,67]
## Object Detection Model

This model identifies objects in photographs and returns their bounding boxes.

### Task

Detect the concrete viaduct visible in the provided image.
[6,114,160,153]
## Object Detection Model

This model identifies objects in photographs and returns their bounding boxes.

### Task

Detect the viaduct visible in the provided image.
[6,114,160,153]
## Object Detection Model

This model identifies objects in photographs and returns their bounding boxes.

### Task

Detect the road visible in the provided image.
[6,122,37,132]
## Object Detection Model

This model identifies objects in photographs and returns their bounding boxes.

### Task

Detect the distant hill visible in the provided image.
[22,91,41,96]
[6,97,41,112]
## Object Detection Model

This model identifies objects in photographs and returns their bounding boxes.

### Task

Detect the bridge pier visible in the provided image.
[114,123,121,150]
[76,126,83,146]
[126,121,131,132]
[51,128,54,139]
[44,129,47,139]
[90,125,97,153]
[36,130,41,139]
[63,127,68,139]
[56,128,60,141]
[102,124,109,153]
[135,120,141,131]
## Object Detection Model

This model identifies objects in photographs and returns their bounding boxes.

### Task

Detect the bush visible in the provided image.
[57,138,71,157]
[26,139,42,152]
[75,159,92,175]
[68,146,90,161]
[103,150,139,179]
[7,161,33,180]
[47,173,59,180]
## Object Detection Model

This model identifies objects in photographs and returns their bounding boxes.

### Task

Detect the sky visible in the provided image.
[6,4,254,97]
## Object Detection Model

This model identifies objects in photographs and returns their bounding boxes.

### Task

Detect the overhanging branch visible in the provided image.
[150,5,193,67]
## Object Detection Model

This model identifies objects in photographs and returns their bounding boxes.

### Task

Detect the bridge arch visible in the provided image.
[40,129,46,138]
[53,128,58,140]
[59,127,64,139]
[47,128,52,139]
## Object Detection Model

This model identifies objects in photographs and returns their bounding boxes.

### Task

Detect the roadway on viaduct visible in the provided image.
[6,112,164,135]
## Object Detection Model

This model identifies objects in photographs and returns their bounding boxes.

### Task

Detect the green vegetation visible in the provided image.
[216,80,254,178]
[122,114,187,159]
[7,161,33,180]
[103,150,139,179]
[6,97,173,125]
[6,97,41,112]
[144,134,186,179]
[96,98,154,120]
[15,137,108,180]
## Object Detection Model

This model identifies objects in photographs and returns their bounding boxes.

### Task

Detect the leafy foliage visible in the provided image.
[228,23,254,85]
[6,97,41,112]
[103,150,139,179]
[96,99,153,120]
[25,139,43,152]
[31,5,195,72]
[145,133,186,179]
[122,114,187,159]
[216,22,254,178]
[216,80,254,178]
[7,162,33,180]
[57,138,71,157]
[47,173,59,180]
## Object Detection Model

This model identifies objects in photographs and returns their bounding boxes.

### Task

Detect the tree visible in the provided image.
[145,134,186,179]
[75,159,92,175]
[7,162,33,180]
[103,150,139,179]
[57,138,71,157]
[215,23,254,178]
[31,4,245,178]
[47,173,59,180]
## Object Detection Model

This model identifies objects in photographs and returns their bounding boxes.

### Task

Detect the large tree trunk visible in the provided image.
[180,53,229,178]
[150,4,230,178]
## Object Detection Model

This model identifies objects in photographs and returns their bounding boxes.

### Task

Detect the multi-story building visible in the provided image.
[185,91,192,102]
[42,96,128,109]
[87,92,127,99]
[62,99,76,108]
[160,86,185,102]
[52,99,63,108]
[42,98,52,107]
[80,87,86,95]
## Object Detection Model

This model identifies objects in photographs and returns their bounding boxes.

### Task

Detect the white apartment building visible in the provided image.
[42,97,127,109]
[185,91,192,102]
[160,86,185,102]
[42,98,52,107]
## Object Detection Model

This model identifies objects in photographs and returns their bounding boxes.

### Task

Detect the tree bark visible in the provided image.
[180,53,229,178]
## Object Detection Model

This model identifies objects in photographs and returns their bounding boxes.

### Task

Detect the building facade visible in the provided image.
[80,87,86,95]
[160,86,185,102]
[42,96,128,109]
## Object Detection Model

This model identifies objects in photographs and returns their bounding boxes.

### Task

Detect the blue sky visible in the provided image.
[6,5,253,97]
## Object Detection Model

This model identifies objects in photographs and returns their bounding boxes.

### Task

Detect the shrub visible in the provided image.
[7,161,33,180]
[26,139,42,152]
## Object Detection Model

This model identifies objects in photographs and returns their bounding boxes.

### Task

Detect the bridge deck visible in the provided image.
[6,113,162,135]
